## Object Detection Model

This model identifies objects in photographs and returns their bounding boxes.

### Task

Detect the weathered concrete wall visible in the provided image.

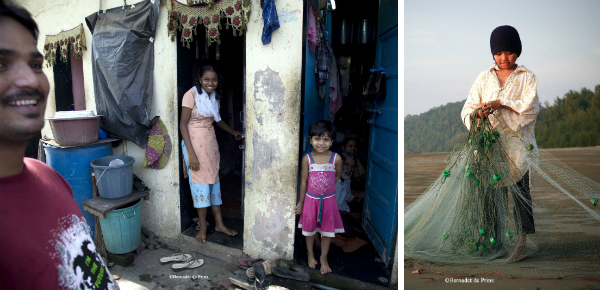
[243,0,303,260]
[18,0,182,239]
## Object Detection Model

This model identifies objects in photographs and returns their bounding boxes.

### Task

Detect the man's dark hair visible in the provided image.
[308,120,336,138]
[0,0,39,41]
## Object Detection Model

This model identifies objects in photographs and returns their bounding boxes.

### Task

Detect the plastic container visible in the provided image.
[90,155,135,200]
[44,142,113,239]
[99,199,142,254]
[46,113,102,146]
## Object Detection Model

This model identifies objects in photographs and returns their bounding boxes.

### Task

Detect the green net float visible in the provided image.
[491,136,496,142]
[591,198,598,206]
[481,244,488,251]
[476,240,481,246]
[489,237,497,245]
[465,164,470,171]
[493,131,500,138]
[505,231,514,239]
[489,180,496,186]
[474,179,480,186]
[478,136,484,142]
[493,174,501,181]
[527,144,535,151]
[466,171,473,179]
[442,233,449,240]
[468,139,472,145]
[484,131,489,138]
[487,141,492,147]
[468,236,474,242]
[479,228,485,236]
[443,170,450,178]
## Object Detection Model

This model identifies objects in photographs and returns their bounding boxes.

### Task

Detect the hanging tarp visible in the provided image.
[85,0,160,147]
[167,0,251,48]
[42,24,86,67]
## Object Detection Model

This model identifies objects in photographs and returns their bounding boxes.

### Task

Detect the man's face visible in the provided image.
[0,16,49,144]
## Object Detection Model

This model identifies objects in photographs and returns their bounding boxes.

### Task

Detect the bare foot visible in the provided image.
[215,225,238,236]
[307,253,318,269]
[195,228,206,243]
[320,256,332,274]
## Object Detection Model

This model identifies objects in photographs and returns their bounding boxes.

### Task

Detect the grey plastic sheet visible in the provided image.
[86,0,159,147]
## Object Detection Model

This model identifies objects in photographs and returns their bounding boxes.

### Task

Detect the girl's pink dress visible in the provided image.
[298,152,345,237]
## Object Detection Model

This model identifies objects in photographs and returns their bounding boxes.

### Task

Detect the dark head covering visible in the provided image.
[490,25,522,56]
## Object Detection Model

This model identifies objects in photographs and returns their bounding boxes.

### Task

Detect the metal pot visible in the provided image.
[339,19,353,44]
[358,19,374,44]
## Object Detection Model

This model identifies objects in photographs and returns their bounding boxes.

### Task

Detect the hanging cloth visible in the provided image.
[261,0,280,45]
[143,118,172,169]
[329,55,342,120]
[307,4,317,51]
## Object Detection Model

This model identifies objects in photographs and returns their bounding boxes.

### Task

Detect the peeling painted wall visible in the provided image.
[243,0,303,260]
[17,0,182,239]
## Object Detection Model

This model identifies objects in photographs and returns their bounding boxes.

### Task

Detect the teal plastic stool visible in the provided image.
[99,199,142,254]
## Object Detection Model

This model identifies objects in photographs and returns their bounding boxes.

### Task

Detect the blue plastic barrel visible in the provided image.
[44,142,113,239]
[99,199,142,254]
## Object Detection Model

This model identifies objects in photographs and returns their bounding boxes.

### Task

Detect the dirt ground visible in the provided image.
[403,146,600,290]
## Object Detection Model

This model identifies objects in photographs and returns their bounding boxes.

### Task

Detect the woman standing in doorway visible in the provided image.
[180,65,242,243]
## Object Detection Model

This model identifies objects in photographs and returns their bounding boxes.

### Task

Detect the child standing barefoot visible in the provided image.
[295,120,344,274]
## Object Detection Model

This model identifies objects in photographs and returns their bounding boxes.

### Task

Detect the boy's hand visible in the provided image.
[294,202,303,215]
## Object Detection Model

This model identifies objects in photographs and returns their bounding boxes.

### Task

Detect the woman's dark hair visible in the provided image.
[308,120,335,138]
[194,64,223,100]
[0,0,39,41]
[341,137,356,148]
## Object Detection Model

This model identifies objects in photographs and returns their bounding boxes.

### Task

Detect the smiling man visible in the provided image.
[0,1,118,289]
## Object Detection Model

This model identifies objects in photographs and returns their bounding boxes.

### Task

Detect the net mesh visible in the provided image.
[404,111,600,278]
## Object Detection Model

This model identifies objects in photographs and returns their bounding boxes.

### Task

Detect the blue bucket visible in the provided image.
[99,199,142,254]
[90,155,135,200]
[44,142,113,239]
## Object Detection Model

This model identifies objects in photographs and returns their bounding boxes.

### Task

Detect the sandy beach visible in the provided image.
[403,146,600,290]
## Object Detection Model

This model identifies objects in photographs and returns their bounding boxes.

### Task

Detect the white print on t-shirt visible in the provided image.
[49,214,118,290]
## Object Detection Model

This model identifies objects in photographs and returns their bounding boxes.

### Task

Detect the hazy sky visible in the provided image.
[404,0,600,116]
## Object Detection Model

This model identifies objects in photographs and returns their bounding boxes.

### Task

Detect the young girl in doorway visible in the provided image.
[295,120,344,274]
[180,65,243,243]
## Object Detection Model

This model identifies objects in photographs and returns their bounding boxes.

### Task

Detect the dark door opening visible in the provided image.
[295,0,392,287]
[177,22,245,250]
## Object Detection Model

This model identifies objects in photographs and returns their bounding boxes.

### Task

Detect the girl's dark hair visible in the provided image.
[341,137,356,148]
[0,0,39,41]
[194,64,223,100]
[308,120,336,138]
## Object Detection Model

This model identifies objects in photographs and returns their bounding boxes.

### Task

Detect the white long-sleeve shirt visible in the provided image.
[461,64,540,183]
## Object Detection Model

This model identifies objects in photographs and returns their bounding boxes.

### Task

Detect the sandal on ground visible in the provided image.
[237,257,264,268]
[172,258,204,269]
[253,263,272,290]
[160,253,192,263]
[245,260,275,278]
[271,267,310,282]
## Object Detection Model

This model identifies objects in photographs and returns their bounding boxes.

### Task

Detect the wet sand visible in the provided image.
[403,147,600,290]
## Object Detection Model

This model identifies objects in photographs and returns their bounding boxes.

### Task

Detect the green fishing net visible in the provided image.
[404,111,600,278]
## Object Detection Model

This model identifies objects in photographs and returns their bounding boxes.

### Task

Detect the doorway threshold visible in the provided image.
[294,223,390,287]
[182,215,244,250]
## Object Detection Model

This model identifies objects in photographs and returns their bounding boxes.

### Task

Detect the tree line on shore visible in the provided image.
[405,84,600,153]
